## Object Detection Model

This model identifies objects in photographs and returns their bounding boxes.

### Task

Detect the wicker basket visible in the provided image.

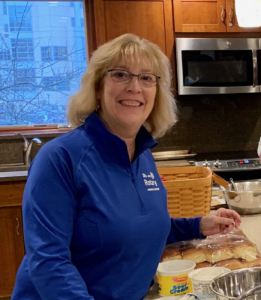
[157,166,228,218]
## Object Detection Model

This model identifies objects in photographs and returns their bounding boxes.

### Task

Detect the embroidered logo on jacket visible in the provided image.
[142,172,159,191]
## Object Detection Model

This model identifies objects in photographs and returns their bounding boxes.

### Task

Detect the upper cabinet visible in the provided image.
[173,0,261,33]
[92,0,174,61]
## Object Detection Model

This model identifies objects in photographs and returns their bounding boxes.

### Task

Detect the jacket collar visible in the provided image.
[83,112,157,164]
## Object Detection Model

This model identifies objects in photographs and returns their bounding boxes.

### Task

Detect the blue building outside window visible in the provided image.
[0,1,87,126]
[8,5,32,32]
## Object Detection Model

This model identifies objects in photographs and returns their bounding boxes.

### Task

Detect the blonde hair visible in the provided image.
[67,33,177,139]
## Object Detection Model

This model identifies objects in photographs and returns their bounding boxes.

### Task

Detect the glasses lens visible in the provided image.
[139,73,157,86]
[110,70,131,83]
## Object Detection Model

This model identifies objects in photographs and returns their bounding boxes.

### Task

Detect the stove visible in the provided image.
[195,158,261,181]
[153,150,261,181]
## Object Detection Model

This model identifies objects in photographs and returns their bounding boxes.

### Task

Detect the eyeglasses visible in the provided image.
[107,69,160,87]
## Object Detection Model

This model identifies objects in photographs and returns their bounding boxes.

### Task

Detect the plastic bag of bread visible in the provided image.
[160,228,261,271]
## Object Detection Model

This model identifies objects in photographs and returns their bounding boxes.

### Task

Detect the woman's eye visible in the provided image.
[114,71,127,78]
[140,74,153,81]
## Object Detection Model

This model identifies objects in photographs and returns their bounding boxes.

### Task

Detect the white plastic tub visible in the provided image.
[189,267,230,300]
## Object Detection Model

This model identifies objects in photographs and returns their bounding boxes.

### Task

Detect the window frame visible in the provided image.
[0,0,94,134]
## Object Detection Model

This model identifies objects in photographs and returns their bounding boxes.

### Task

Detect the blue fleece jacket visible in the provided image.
[11,112,203,300]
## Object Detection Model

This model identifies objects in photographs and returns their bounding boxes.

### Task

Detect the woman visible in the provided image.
[12,34,241,300]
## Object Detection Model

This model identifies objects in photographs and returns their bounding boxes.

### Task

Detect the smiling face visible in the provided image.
[98,60,157,138]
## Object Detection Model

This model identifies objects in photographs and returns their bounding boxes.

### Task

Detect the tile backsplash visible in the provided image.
[1,93,261,164]
[154,93,261,155]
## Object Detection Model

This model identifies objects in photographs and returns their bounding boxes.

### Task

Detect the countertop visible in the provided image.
[143,212,261,299]
[0,170,27,181]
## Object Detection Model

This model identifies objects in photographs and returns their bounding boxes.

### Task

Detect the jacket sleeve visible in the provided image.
[166,217,204,245]
[22,144,94,300]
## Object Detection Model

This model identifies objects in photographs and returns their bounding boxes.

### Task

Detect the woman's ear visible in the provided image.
[95,90,101,101]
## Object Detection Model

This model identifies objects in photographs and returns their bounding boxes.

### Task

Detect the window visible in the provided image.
[56,80,70,91]
[11,38,34,61]
[42,76,70,91]
[4,24,8,38]
[14,69,36,91]
[81,18,84,27]
[82,37,86,61]
[41,46,52,61]
[2,1,6,15]
[8,5,32,32]
[54,46,67,61]
[0,49,10,60]
[0,1,87,127]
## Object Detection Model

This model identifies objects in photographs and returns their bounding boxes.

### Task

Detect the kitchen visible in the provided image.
[2,0,261,299]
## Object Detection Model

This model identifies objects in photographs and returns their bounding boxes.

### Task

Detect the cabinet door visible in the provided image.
[93,0,174,61]
[0,207,24,297]
[226,0,261,32]
[174,0,226,32]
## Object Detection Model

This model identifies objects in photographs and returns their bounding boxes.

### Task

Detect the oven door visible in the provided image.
[176,38,260,95]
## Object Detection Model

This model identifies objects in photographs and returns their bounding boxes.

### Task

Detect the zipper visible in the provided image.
[131,171,147,215]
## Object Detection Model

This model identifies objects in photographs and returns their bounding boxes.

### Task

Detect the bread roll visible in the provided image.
[241,257,261,268]
[215,259,243,270]
[161,249,181,262]
[195,262,212,269]
[182,248,207,263]
[232,243,258,262]
[206,246,233,263]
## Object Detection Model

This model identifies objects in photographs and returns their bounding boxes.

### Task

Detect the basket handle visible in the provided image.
[212,171,229,188]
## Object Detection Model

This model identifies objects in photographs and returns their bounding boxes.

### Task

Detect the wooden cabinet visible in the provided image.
[174,0,261,33]
[92,0,174,61]
[0,181,25,298]
[225,0,261,32]
[174,0,226,32]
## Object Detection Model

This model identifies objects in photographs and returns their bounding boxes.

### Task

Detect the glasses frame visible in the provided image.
[107,69,161,87]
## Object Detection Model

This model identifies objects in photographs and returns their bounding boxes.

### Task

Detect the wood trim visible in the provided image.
[85,0,97,58]
[164,0,177,97]
[103,0,163,1]
[93,0,107,47]
[164,0,174,61]
[173,0,182,32]
[175,32,261,38]
[0,128,72,137]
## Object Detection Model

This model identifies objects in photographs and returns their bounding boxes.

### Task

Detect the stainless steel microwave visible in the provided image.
[176,38,261,95]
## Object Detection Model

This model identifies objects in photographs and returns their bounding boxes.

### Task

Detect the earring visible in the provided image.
[96,100,100,112]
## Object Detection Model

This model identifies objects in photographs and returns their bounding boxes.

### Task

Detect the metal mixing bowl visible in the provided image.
[222,181,261,214]
[236,285,261,300]
[210,267,261,300]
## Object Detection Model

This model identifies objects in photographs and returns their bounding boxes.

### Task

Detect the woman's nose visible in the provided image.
[126,76,142,92]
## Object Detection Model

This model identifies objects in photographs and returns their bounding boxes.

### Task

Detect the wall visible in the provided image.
[155,92,261,157]
[0,134,60,165]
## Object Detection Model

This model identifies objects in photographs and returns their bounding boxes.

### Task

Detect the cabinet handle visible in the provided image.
[221,6,226,22]
[16,218,20,235]
[229,6,233,27]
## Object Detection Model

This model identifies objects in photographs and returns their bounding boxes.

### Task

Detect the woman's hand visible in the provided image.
[200,208,241,237]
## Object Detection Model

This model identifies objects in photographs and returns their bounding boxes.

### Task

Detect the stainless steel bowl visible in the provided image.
[222,181,261,215]
[210,267,261,300]
[236,285,261,300]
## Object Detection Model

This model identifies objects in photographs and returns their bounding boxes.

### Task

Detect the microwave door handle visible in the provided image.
[253,50,258,87]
